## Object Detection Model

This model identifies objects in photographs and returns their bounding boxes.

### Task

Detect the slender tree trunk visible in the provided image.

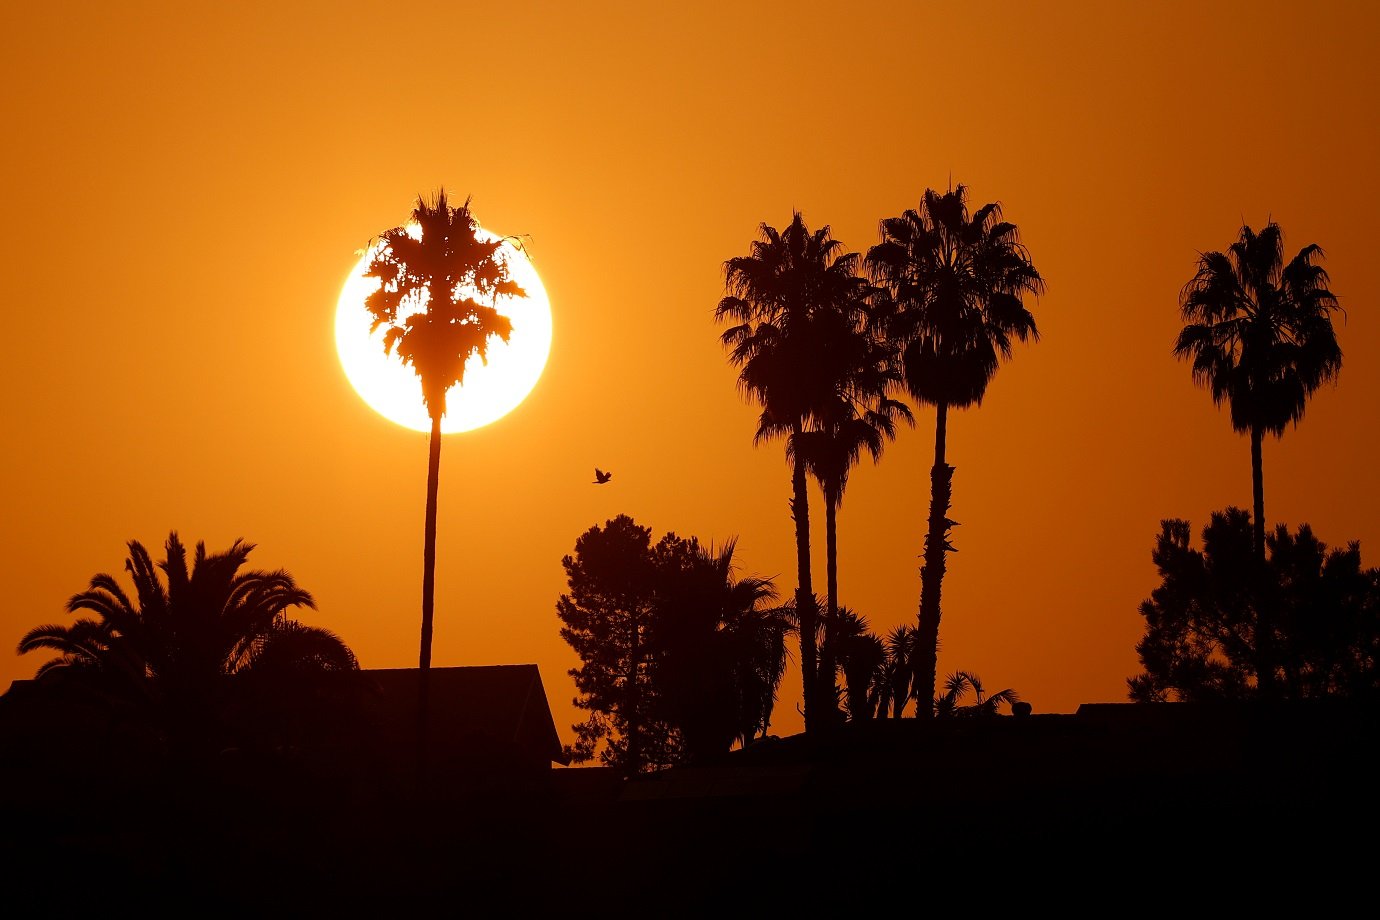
[820,486,840,726]
[791,421,817,734]
[1250,425,1278,697]
[417,414,443,779]
[626,608,640,775]
[1251,426,1265,563]
[915,402,952,720]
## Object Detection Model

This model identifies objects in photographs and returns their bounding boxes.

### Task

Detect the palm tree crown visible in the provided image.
[1175,221,1341,439]
[18,533,356,748]
[365,189,524,420]
[866,184,1043,408]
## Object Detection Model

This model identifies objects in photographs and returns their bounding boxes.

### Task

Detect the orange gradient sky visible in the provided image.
[4,2,1378,741]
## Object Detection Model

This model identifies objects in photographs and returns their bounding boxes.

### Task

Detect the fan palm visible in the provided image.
[717,212,870,733]
[364,189,525,736]
[17,532,356,755]
[865,184,1043,717]
[1175,221,1342,563]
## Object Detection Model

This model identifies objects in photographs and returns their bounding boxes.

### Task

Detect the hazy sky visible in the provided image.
[4,1,1377,740]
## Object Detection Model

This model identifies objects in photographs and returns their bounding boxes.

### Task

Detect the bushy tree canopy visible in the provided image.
[1129,509,1380,702]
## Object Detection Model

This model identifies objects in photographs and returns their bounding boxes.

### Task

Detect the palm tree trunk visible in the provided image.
[820,486,840,726]
[1251,425,1265,562]
[791,421,817,734]
[1250,424,1278,697]
[915,402,953,720]
[417,414,443,777]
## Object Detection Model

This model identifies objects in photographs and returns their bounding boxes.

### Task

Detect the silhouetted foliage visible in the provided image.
[16,532,357,758]
[557,515,665,773]
[649,535,788,761]
[1129,508,1380,702]
[1175,221,1343,563]
[717,212,872,733]
[831,607,885,720]
[866,184,1043,718]
[557,516,788,772]
[792,307,912,725]
[363,189,525,737]
[933,670,1019,718]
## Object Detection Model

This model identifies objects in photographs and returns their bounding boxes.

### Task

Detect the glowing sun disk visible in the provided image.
[335,227,552,434]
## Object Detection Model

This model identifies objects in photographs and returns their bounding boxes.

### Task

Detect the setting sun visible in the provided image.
[334,227,553,433]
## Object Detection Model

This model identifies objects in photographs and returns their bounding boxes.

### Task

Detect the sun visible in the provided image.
[335,227,552,433]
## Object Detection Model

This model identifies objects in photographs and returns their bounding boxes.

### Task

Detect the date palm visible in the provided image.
[364,189,524,738]
[17,532,356,755]
[866,185,1043,717]
[717,212,869,733]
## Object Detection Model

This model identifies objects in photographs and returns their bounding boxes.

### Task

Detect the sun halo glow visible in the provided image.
[335,227,552,434]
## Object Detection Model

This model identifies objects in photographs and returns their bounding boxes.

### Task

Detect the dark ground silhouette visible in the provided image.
[4,686,1375,914]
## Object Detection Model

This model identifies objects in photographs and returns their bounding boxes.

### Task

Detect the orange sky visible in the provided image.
[4,1,1378,741]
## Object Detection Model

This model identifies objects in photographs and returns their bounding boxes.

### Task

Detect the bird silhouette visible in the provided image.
[593,468,612,484]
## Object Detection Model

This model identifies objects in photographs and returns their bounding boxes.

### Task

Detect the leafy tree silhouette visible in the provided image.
[557,517,790,772]
[17,532,357,758]
[364,189,524,759]
[866,184,1043,718]
[717,212,870,734]
[557,515,665,774]
[1128,508,1380,701]
[650,535,788,761]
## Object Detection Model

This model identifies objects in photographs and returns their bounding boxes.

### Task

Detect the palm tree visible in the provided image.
[877,624,919,718]
[717,212,870,733]
[1176,222,1341,697]
[364,189,525,744]
[651,536,789,761]
[17,532,357,755]
[933,670,1019,718]
[865,184,1043,718]
[831,607,886,721]
[1175,221,1342,563]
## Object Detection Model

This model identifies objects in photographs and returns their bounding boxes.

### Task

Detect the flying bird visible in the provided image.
[593,468,612,484]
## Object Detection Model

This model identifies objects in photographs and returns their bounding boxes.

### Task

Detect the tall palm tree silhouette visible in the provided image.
[1175,221,1342,562]
[1175,221,1341,696]
[717,212,869,733]
[866,185,1043,718]
[364,190,524,749]
[18,533,356,755]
